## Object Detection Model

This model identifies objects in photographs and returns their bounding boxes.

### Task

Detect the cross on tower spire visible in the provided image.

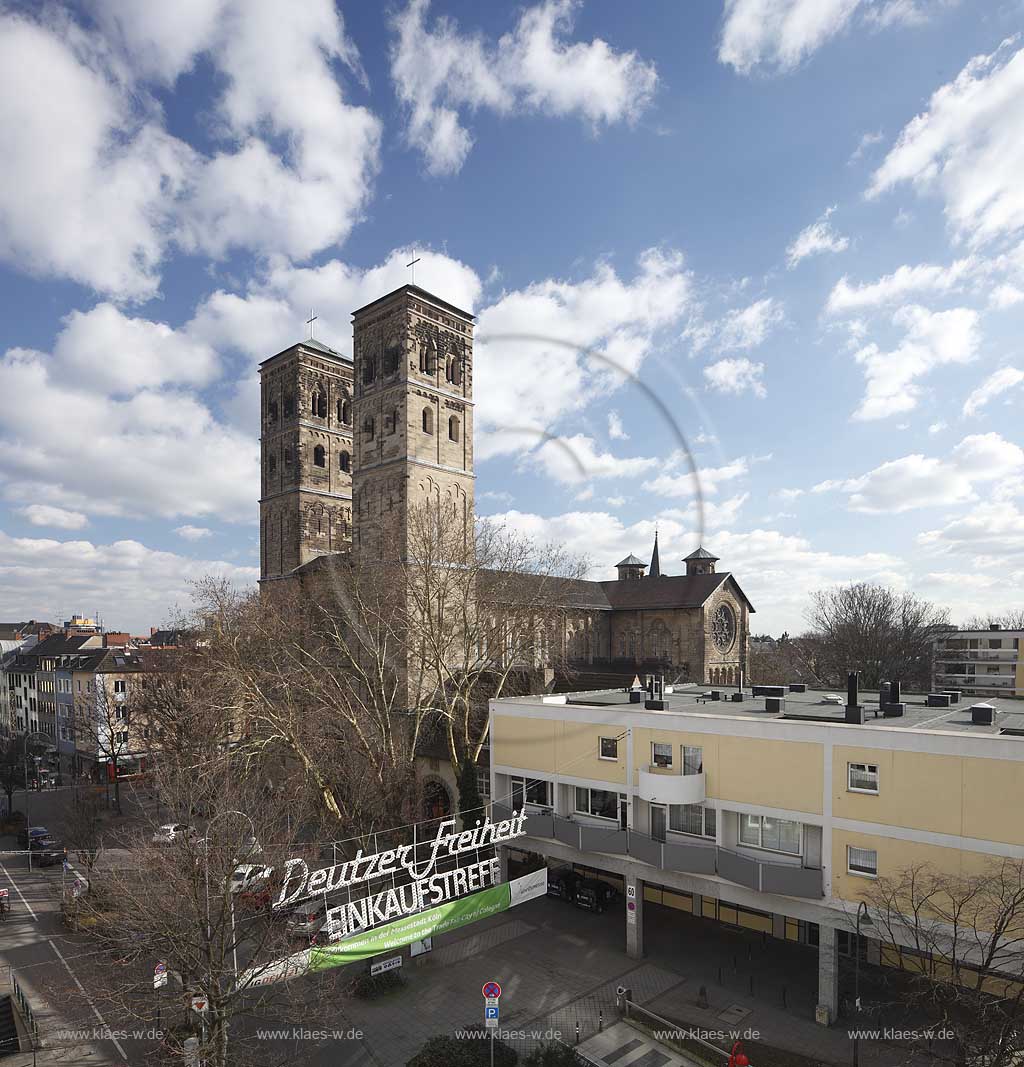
[306,309,317,340]
[406,250,421,285]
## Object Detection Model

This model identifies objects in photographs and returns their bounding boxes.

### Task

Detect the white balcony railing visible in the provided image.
[636,768,706,805]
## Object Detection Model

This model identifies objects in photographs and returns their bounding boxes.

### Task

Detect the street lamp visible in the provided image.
[853,900,873,1067]
[199,809,256,1060]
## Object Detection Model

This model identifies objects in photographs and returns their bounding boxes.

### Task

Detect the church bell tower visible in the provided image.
[258,338,354,580]
[351,285,475,561]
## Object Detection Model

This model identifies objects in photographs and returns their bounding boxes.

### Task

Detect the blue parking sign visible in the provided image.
[485,1006,499,1019]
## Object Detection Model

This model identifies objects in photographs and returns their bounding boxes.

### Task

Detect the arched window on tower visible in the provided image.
[364,416,375,440]
[284,447,293,467]
[419,339,435,375]
[339,450,351,473]
[283,391,295,417]
[311,389,326,418]
[422,407,433,435]
[448,415,460,442]
[386,408,398,435]
[267,400,279,423]
[268,453,277,474]
[313,445,326,467]
[446,354,463,386]
[341,399,352,424]
[362,358,376,385]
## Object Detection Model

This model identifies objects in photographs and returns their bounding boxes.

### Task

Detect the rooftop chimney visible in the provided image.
[845,671,865,724]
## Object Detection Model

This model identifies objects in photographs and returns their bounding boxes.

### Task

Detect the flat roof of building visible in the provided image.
[495,683,1024,737]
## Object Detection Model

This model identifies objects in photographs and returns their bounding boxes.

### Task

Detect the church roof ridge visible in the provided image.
[351,283,475,322]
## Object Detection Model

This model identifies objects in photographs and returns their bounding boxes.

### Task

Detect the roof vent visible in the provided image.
[970,702,997,726]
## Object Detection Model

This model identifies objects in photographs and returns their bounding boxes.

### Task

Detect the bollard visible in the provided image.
[575,1021,580,1045]
[697,985,709,1010]
[599,1009,603,1032]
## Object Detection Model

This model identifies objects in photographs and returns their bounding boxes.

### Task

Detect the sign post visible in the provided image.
[483,981,501,1067]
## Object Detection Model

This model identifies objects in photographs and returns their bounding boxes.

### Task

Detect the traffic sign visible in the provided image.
[190,995,208,1014]
[482,981,502,999]
[0,888,8,900]
[370,955,402,977]
[154,961,168,990]
[484,1004,499,1028]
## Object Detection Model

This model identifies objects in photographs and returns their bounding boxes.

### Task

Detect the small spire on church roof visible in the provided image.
[649,530,661,578]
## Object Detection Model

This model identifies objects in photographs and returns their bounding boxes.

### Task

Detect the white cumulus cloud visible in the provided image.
[962,366,1024,418]
[868,40,1024,248]
[19,505,88,530]
[390,0,657,175]
[851,304,979,421]
[786,206,850,268]
[703,358,767,398]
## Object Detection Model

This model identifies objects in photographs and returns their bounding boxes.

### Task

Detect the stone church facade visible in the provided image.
[258,283,752,686]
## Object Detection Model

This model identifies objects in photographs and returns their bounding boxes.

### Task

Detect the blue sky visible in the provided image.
[1,0,1022,634]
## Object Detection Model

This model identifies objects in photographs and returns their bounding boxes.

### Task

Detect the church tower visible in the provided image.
[259,339,354,580]
[351,285,474,561]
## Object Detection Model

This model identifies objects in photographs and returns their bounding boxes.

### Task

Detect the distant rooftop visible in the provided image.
[496,683,1024,737]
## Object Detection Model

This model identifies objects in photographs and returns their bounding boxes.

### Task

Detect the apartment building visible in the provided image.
[489,681,1024,1026]
[933,624,1022,699]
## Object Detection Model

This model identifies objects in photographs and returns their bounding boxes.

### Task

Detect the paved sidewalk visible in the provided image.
[339,894,946,1066]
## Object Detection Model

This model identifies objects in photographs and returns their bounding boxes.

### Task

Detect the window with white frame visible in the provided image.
[114,680,127,694]
[599,736,619,760]
[574,787,619,820]
[739,814,801,855]
[651,742,673,768]
[476,769,490,799]
[847,762,879,794]
[669,803,716,838]
[510,776,551,810]
[847,845,878,877]
[682,746,703,775]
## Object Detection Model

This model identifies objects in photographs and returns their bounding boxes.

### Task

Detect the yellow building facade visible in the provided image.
[489,683,1024,1025]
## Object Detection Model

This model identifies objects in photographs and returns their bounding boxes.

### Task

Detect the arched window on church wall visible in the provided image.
[283,391,295,417]
[364,416,375,440]
[313,445,326,468]
[448,415,459,442]
[341,399,352,424]
[422,407,433,434]
[339,450,350,473]
[268,453,277,474]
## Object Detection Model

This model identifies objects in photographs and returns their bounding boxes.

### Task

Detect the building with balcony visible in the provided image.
[489,681,1024,1027]
[933,624,1022,699]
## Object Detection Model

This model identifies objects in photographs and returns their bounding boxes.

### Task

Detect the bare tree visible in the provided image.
[961,610,1024,631]
[173,506,586,834]
[805,583,953,690]
[865,860,1024,1066]
[62,754,345,1067]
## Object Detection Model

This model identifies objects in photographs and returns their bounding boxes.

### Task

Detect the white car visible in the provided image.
[228,864,272,895]
[151,823,197,844]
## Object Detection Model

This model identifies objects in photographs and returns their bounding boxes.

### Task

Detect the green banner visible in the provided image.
[307,881,512,972]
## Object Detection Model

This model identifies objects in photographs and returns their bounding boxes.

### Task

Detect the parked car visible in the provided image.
[285,899,328,941]
[31,838,64,867]
[574,878,616,913]
[546,865,578,902]
[151,823,197,845]
[17,826,50,847]
[228,863,273,898]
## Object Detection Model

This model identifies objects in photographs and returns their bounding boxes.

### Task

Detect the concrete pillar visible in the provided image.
[816,924,839,1026]
[772,912,786,941]
[625,874,644,959]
